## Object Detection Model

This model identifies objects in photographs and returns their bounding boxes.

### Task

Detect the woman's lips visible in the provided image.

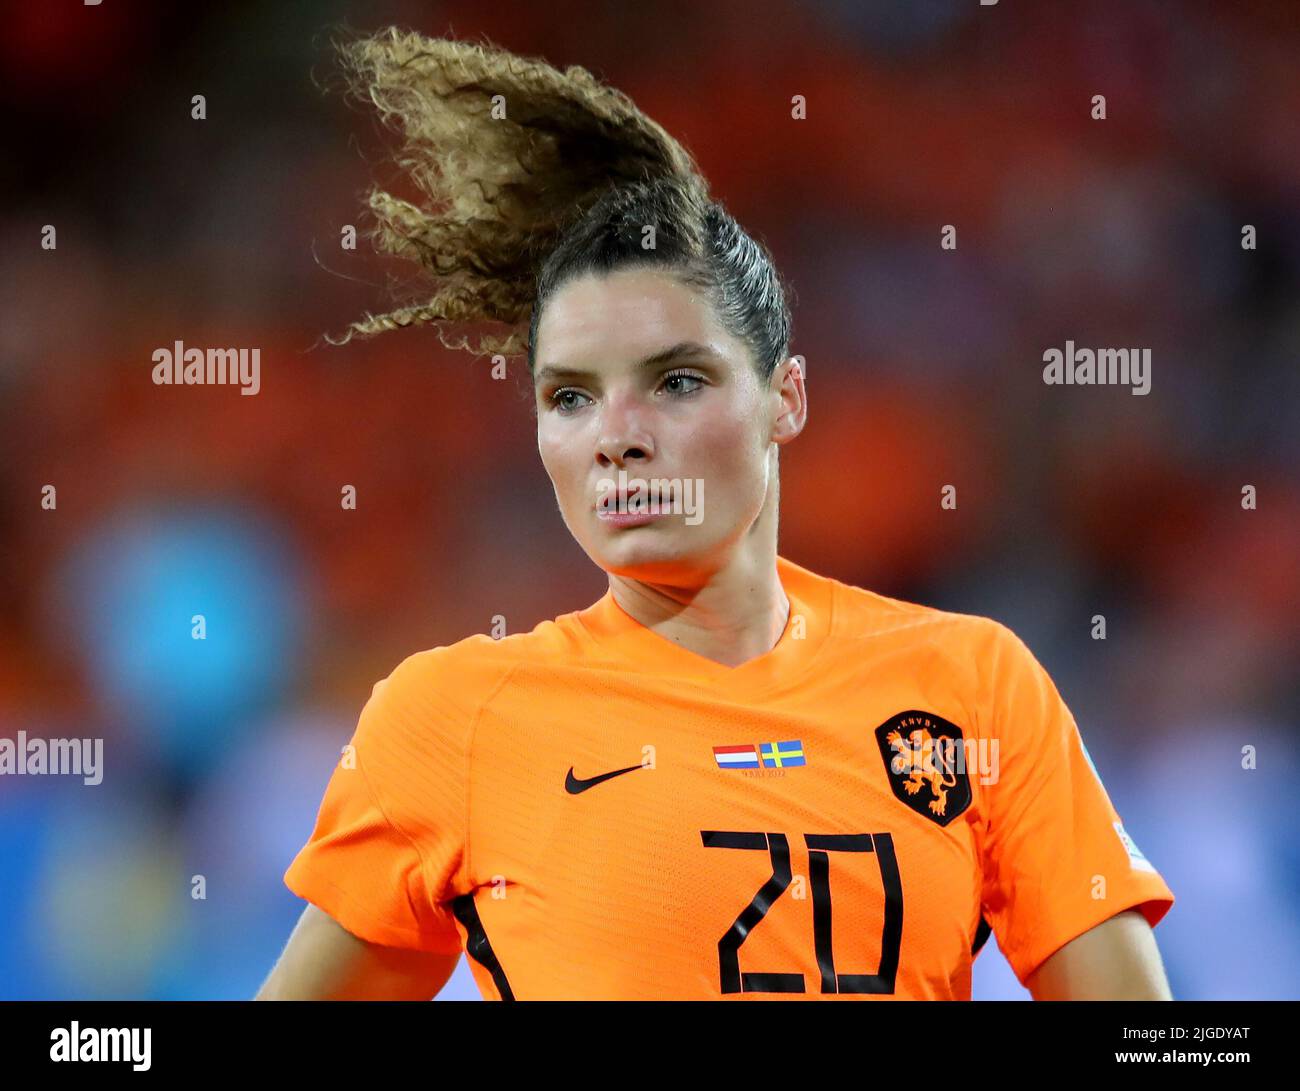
[594,481,679,526]
[595,507,666,527]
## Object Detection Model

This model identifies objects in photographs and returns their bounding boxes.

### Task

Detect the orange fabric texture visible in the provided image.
[285,556,1174,999]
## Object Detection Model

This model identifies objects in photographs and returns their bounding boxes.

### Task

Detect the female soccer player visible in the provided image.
[257,31,1174,1001]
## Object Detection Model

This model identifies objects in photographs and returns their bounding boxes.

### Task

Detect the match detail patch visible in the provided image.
[713,741,806,770]
[1114,821,1156,873]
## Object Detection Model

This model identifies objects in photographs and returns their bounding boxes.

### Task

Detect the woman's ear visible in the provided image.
[771,355,807,444]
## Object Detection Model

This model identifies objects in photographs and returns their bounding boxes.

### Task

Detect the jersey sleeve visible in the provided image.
[283,650,472,954]
[976,622,1174,986]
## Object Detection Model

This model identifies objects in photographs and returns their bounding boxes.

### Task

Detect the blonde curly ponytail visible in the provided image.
[327,29,711,357]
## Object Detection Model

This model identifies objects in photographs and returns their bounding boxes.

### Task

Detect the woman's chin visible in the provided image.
[591,534,700,581]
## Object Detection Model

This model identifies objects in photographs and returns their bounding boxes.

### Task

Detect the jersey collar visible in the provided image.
[574,555,835,695]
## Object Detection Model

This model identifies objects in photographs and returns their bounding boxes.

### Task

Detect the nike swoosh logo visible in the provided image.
[565,763,646,795]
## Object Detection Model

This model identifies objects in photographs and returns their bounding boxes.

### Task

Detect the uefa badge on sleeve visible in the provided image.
[874,711,972,827]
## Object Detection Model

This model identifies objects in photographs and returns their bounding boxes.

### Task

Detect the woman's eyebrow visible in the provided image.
[535,341,720,383]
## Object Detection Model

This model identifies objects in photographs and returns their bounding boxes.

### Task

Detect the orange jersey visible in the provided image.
[284,556,1174,999]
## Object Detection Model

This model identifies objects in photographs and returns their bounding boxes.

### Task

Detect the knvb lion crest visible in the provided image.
[873,711,972,827]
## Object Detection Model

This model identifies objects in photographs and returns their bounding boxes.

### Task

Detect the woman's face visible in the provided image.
[533,266,801,582]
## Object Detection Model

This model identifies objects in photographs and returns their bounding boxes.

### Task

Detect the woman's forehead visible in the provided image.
[536,270,727,369]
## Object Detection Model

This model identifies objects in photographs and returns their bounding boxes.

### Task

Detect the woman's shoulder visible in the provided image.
[375,613,584,702]
[824,573,1011,651]
[822,575,1052,713]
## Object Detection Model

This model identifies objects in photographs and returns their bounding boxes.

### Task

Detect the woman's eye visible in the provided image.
[663,372,704,395]
[551,389,590,413]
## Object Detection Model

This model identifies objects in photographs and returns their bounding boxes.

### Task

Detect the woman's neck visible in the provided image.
[605,485,790,673]
[608,561,790,670]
